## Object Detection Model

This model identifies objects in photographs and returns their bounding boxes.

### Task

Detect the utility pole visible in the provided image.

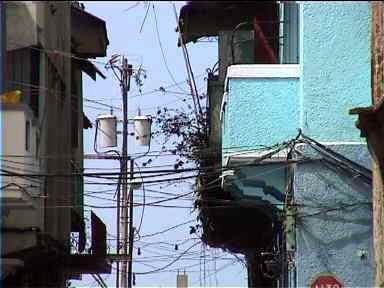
[127,157,134,288]
[176,271,188,288]
[120,57,132,288]
[106,55,137,288]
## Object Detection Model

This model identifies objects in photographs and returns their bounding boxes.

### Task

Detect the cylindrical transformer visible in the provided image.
[96,114,117,148]
[134,115,152,146]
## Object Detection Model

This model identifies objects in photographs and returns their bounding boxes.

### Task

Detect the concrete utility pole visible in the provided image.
[176,271,188,288]
[120,57,132,288]
[106,55,138,288]
[127,157,134,288]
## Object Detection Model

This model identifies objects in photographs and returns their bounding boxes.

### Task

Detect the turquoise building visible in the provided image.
[179,1,373,286]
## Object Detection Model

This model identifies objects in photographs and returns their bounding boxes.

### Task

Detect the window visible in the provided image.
[35,132,40,159]
[279,2,300,64]
[226,2,299,65]
[25,120,30,151]
[30,49,40,117]
[7,47,41,116]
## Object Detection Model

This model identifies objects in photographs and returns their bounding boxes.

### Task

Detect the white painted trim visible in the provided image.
[299,2,305,130]
[226,64,300,80]
[223,147,292,163]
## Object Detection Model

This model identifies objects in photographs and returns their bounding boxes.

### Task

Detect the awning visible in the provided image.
[73,58,106,81]
[71,5,109,58]
[178,1,278,45]
[91,211,107,257]
[83,113,93,129]
[68,211,111,274]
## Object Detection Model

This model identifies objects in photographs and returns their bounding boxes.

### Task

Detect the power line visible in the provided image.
[171,2,202,116]
[139,2,151,33]
[151,4,189,95]
[84,98,122,111]
[138,219,196,239]
[7,39,143,69]
[7,39,110,66]
[134,242,200,275]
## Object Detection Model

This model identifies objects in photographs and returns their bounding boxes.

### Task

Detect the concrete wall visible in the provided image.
[220,2,374,287]
[294,144,373,287]
[293,3,373,285]
[300,2,371,142]
[2,2,73,251]
[223,2,371,150]
[40,2,72,245]
[223,65,300,155]
[1,104,40,199]
[6,2,38,51]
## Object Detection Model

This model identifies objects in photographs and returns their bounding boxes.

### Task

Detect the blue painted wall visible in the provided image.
[221,2,374,287]
[300,2,371,142]
[294,144,373,287]
[223,78,300,153]
[223,2,371,150]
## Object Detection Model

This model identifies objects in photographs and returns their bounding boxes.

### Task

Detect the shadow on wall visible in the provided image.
[294,152,372,281]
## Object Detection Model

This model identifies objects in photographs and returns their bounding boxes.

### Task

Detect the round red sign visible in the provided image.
[310,274,343,288]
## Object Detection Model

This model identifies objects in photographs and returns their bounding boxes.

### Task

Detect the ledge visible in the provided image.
[226,64,300,80]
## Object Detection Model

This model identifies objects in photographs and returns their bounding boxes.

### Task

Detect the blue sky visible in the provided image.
[72,2,247,287]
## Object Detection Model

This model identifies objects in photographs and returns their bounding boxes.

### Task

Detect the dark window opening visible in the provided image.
[7,47,41,117]
[30,48,40,117]
[228,2,299,65]
[35,132,40,159]
[25,120,30,151]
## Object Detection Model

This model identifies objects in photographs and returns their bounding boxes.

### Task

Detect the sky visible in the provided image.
[72,2,248,287]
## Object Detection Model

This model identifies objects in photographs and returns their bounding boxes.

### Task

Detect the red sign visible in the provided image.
[310,274,343,288]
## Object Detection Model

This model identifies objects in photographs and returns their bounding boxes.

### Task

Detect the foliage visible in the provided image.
[133,65,147,94]
[153,104,208,169]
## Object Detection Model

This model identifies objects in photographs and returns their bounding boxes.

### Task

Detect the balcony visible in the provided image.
[222,64,300,159]
[1,101,41,208]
